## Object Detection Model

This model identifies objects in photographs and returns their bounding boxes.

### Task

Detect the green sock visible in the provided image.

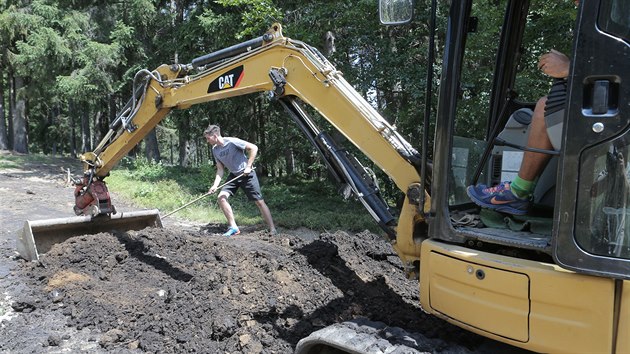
[510,176,534,199]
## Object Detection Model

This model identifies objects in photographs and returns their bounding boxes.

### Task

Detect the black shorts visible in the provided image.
[544,79,567,151]
[221,170,263,201]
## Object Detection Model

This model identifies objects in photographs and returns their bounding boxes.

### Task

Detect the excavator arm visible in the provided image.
[86,23,427,268]
[15,22,432,354]
[26,24,429,271]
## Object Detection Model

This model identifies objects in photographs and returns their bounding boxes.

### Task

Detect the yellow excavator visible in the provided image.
[17,0,630,352]
[18,22,425,266]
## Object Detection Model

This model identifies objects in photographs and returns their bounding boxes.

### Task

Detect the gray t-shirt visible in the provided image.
[212,137,249,174]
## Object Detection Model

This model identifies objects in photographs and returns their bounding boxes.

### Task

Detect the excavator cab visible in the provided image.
[426,0,630,279]
[379,0,630,352]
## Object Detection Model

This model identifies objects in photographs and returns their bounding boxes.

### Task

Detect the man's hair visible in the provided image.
[204,124,221,136]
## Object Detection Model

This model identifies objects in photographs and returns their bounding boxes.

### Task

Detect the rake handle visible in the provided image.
[162,172,247,219]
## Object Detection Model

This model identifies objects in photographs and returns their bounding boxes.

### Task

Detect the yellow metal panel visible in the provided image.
[98,92,170,176]
[428,251,529,341]
[528,269,614,354]
[283,71,419,192]
[420,240,616,354]
[157,41,421,195]
[392,201,423,274]
[617,281,630,353]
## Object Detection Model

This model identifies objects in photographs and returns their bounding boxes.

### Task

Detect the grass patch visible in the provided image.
[106,159,379,232]
[0,153,381,232]
[0,153,54,169]
[0,158,20,169]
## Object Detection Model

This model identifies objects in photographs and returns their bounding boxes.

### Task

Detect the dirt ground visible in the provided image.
[0,153,531,353]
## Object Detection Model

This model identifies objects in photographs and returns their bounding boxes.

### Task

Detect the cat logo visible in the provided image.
[207,66,244,93]
[219,74,234,89]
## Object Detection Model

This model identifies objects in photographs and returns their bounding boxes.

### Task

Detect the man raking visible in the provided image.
[204,124,277,236]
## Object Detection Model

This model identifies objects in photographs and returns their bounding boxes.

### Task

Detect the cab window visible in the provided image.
[598,0,630,43]
[449,0,575,207]
[575,138,630,260]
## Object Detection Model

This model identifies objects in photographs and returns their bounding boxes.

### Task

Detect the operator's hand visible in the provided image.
[209,185,218,194]
[538,49,570,78]
[243,166,253,175]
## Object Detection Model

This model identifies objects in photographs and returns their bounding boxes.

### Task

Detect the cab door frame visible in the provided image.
[554,0,630,279]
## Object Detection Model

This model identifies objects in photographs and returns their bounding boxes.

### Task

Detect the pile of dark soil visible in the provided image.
[4,225,482,353]
[1,155,524,353]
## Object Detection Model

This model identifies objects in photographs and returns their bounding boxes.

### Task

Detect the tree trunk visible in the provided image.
[178,117,191,167]
[179,139,195,167]
[284,147,295,175]
[8,74,14,149]
[144,128,161,163]
[69,101,77,156]
[256,97,267,175]
[197,138,203,166]
[108,94,117,125]
[12,76,28,153]
[323,31,336,57]
[170,135,175,165]
[51,104,60,156]
[81,106,91,152]
[94,99,109,145]
[93,110,103,145]
[0,70,8,150]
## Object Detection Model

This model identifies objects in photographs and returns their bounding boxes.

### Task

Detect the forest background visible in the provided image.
[0,0,576,223]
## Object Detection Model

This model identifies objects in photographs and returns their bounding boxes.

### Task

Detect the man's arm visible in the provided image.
[538,49,570,78]
[209,161,225,193]
[243,142,258,174]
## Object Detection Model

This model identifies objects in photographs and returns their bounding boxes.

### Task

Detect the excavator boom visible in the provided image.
[17,24,428,268]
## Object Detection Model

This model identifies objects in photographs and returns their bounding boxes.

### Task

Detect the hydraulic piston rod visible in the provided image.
[191,34,274,69]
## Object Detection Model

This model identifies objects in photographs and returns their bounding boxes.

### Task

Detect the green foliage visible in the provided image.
[0,157,20,169]
[215,0,283,38]
[106,159,378,232]
[128,157,169,181]
[454,0,579,140]
[117,156,208,195]
[0,152,77,171]
[1,0,584,204]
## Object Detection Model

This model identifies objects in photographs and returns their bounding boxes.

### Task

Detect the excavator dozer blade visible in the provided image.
[17,209,163,261]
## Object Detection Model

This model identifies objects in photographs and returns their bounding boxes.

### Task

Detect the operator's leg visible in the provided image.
[510,96,554,199]
[217,191,237,228]
[466,97,552,215]
[468,77,566,215]
[254,199,276,233]
[518,96,554,180]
